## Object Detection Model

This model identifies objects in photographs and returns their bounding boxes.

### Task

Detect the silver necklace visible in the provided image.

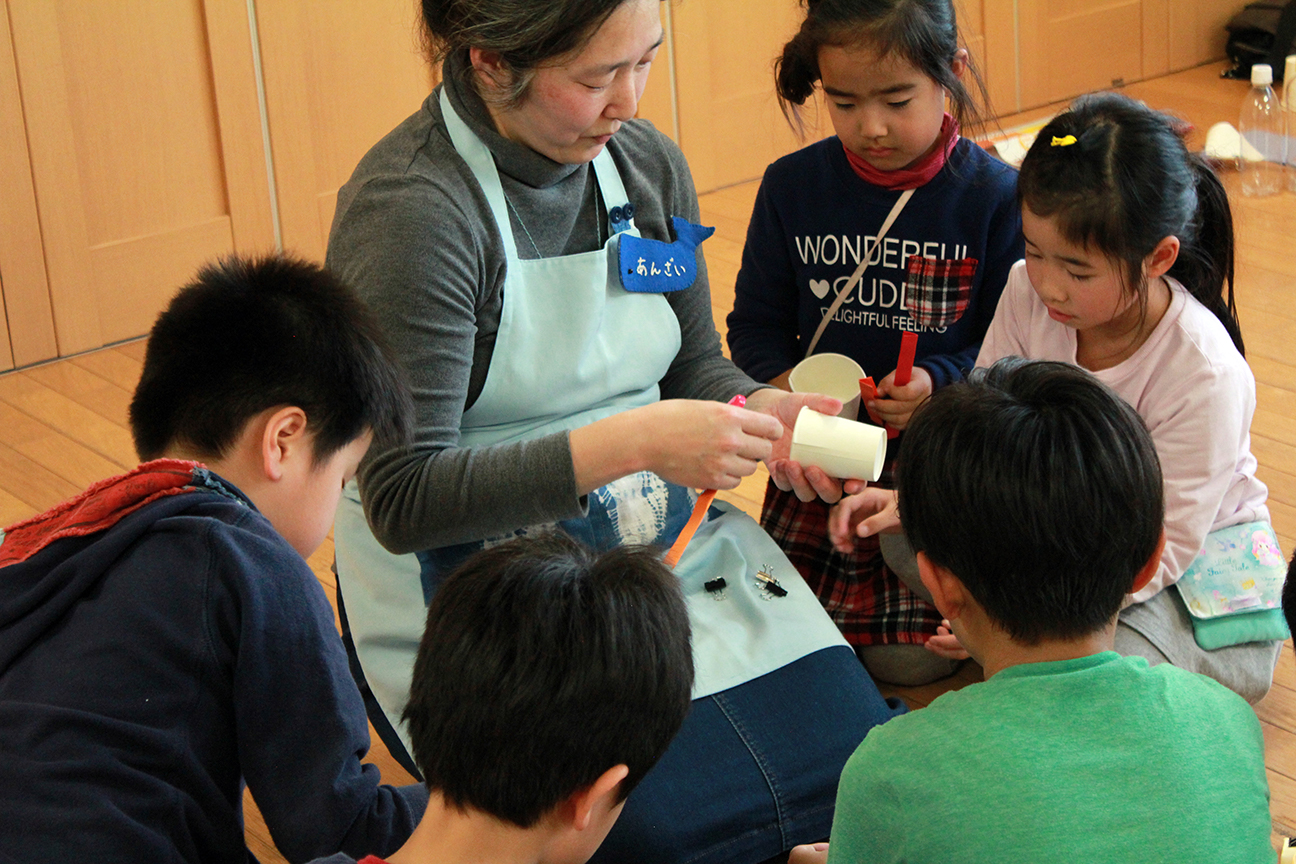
[502,179,604,258]
[503,192,543,257]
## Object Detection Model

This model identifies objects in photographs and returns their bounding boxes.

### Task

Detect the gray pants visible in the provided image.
[1117,587,1281,704]
[858,533,960,687]
[871,533,1281,701]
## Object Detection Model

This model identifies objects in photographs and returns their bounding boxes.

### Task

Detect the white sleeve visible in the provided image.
[1131,358,1256,602]
[975,260,1031,369]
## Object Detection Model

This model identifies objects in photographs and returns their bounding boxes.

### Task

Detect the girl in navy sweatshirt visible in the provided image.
[727,0,1022,686]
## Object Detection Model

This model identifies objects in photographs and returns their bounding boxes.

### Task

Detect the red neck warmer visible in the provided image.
[0,459,201,566]
[844,113,960,190]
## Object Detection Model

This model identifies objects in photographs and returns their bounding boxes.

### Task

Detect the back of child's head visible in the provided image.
[129,255,412,464]
[1283,551,1296,640]
[897,357,1164,644]
[402,533,694,827]
[775,0,985,131]
[1018,92,1244,355]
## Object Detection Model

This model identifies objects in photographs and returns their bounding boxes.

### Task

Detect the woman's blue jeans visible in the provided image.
[340,579,904,864]
[591,645,904,864]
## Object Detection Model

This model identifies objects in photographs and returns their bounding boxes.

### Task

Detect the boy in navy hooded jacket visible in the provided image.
[0,256,422,862]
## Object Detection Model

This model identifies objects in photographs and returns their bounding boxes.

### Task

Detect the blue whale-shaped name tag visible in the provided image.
[613,216,716,293]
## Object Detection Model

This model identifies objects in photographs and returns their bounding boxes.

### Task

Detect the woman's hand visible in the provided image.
[788,843,829,864]
[868,366,933,430]
[827,487,901,553]
[570,399,785,494]
[744,388,846,503]
[925,620,970,660]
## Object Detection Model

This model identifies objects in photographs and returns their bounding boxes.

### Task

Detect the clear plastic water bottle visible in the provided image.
[1284,55,1296,193]
[1240,63,1282,197]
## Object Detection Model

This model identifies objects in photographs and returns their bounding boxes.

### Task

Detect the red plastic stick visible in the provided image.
[859,376,885,426]
[894,332,919,387]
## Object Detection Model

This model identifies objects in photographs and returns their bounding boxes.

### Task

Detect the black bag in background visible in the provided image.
[1223,0,1296,80]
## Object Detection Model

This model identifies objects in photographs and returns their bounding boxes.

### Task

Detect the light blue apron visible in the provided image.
[334,90,846,754]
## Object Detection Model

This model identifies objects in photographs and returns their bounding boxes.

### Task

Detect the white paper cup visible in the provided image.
[788,405,887,481]
[788,353,864,420]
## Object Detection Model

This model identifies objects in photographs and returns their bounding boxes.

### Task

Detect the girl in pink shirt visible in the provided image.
[980,94,1278,701]
[836,92,1280,702]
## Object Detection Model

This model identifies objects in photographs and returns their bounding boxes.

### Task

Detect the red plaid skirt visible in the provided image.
[761,476,941,648]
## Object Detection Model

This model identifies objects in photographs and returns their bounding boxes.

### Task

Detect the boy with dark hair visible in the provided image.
[0,256,423,862]
[812,358,1272,863]
[312,532,694,864]
[1285,552,1296,644]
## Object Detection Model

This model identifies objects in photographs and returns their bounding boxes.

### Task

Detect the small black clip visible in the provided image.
[754,565,788,599]
[705,577,727,593]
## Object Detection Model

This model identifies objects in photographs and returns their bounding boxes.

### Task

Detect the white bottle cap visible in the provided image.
[1252,63,1273,86]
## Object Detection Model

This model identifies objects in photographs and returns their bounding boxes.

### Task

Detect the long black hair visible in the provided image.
[1017,92,1244,355]
[775,0,987,134]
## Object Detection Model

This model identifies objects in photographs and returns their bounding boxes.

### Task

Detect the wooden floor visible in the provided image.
[0,62,1292,858]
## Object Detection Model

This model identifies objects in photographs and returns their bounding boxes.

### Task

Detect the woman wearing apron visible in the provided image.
[329,2,904,862]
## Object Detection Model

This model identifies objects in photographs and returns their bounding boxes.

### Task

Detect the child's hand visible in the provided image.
[827,487,901,553]
[788,842,830,864]
[869,367,933,430]
[925,620,970,660]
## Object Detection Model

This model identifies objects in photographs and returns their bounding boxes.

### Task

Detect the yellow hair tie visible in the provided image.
[1051,135,1077,147]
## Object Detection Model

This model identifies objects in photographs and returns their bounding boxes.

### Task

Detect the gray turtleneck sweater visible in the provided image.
[328,58,758,553]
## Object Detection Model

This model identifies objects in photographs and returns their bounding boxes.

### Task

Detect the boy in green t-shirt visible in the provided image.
[803,358,1272,864]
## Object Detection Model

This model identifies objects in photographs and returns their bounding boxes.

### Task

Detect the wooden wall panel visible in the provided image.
[955,0,987,89]
[671,0,818,193]
[635,0,677,141]
[6,1,98,353]
[1168,0,1235,72]
[954,0,996,123]
[204,1,277,254]
[6,0,265,355]
[255,0,436,261]
[0,0,56,368]
[983,0,1019,116]
[1018,0,1144,110]
[1142,0,1170,80]
[0,279,13,372]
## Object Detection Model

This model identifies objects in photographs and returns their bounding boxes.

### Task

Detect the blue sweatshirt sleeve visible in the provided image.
[726,169,804,385]
[216,518,427,863]
[913,158,1023,390]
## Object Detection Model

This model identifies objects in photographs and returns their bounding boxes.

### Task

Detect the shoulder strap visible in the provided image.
[439,88,519,261]
[590,149,635,232]
[804,188,915,358]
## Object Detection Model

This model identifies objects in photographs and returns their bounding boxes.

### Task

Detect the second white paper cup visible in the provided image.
[788,405,887,481]
[788,353,864,420]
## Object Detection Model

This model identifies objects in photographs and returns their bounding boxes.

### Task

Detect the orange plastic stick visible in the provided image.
[663,489,717,568]
[858,376,877,402]
[663,394,746,568]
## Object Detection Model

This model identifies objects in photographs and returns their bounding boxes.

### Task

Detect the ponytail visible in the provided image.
[1169,156,1244,355]
[775,0,986,136]
[1019,93,1246,357]
[775,31,822,129]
